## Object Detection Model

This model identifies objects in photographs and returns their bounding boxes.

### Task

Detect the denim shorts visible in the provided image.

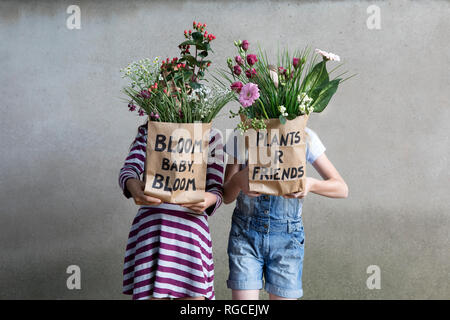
[227,210,306,298]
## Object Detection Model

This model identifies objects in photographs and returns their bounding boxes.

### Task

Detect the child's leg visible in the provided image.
[177,296,206,300]
[232,289,260,300]
[268,293,296,300]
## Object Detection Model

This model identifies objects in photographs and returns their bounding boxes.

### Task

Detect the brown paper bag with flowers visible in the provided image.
[122,21,233,204]
[142,121,211,204]
[222,39,349,195]
[245,115,308,196]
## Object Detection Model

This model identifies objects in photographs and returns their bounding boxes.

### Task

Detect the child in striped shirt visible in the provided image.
[118,122,224,300]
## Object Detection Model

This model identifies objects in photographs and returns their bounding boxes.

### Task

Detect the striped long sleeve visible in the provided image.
[118,125,225,215]
[118,124,147,199]
[204,128,224,216]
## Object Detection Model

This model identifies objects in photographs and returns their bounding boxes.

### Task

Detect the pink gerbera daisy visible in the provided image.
[239,83,260,108]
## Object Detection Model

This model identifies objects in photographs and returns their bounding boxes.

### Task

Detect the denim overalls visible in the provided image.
[226,191,306,298]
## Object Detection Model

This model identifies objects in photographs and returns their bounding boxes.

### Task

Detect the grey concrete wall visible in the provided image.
[0,0,449,299]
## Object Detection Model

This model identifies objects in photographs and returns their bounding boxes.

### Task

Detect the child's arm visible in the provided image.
[223,162,260,204]
[118,125,161,205]
[182,129,224,214]
[284,153,348,199]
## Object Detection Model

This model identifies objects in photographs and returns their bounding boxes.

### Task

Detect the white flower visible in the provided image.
[307,106,314,114]
[315,49,340,62]
[299,104,306,113]
[278,105,288,117]
[298,93,313,111]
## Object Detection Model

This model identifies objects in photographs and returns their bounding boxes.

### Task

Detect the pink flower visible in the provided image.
[233,65,242,76]
[235,55,244,66]
[293,57,300,68]
[239,83,260,108]
[230,81,244,93]
[245,68,257,79]
[315,49,340,62]
[278,66,286,75]
[242,40,249,51]
[246,54,258,66]
[150,112,160,120]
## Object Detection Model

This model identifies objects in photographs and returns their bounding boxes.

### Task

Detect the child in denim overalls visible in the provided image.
[223,128,348,300]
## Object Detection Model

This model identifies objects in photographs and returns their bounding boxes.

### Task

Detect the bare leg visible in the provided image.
[177,296,205,300]
[232,289,260,300]
[269,293,296,300]
[150,296,205,300]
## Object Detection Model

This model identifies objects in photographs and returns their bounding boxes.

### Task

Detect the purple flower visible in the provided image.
[178,109,184,118]
[246,54,258,66]
[235,55,244,66]
[139,90,151,99]
[293,57,300,69]
[242,40,249,51]
[230,81,243,93]
[239,83,260,108]
[150,112,160,120]
[233,65,242,76]
[128,102,136,112]
[245,68,257,79]
[138,108,145,116]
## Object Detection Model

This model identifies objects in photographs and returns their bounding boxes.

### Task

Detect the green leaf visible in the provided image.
[310,79,341,113]
[302,61,329,93]
[198,70,205,78]
[279,115,287,124]
[198,51,208,58]
[190,81,201,89]
[178,40,196,47]
[181,55,198,65]
[182,69,193,81]
[192,32,203,42]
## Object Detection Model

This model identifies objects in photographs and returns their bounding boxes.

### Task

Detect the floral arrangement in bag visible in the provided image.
[216,39,352,132]
[119,22,233,204]
[121,21,233,123]
[216,40,353,196]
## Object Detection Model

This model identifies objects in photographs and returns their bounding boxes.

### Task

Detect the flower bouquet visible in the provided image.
[217,40,351,195]
[121,21,233,203]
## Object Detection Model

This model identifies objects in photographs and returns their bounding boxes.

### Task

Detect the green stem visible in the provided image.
[258,99,269,119]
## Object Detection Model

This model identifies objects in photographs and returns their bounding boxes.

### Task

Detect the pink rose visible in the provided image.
[241,40,249,51]
[246,54,258,66]
[230,81,244,93]
[235,56,244,66]
[233,65,242,76]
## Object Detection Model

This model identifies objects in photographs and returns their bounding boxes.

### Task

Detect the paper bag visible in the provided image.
[246,115,308,196]
[142,120,211,204]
